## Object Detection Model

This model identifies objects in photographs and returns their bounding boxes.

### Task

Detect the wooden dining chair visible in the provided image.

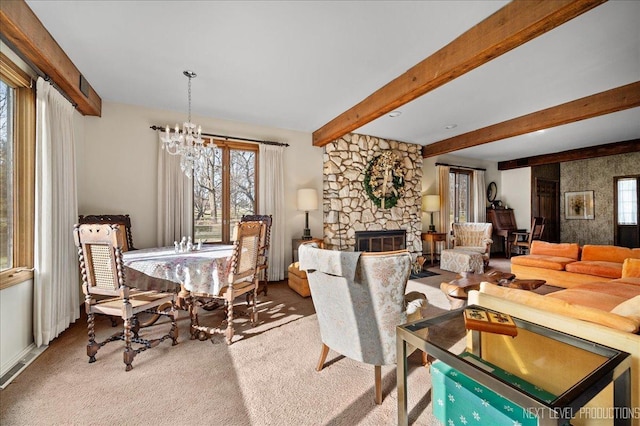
[74,223,178,371]
[240,214,272,296]
[510,217,546,256]
[189,220,263,344]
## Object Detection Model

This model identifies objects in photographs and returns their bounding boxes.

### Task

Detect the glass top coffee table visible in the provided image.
[396,307,632,426]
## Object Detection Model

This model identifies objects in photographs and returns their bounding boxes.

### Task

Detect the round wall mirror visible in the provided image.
[487,181,497,202]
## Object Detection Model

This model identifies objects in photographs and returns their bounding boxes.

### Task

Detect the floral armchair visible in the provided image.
[298,243,426,404]
[450,222,493,265]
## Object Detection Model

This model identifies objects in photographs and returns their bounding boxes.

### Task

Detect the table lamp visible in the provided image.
[422,194,440,232]
[297,188,318,240]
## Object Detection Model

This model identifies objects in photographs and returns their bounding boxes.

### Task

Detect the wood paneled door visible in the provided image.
[533,178,559,243]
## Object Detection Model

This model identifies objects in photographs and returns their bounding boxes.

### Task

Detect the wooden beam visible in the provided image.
[422,82,640,157]
[0,0,102,116]
[498,139,640,170]
[312,0,606,147]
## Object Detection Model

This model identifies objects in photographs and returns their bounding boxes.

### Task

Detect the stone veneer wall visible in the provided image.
[561,151,640,245]
[323,133,423,257]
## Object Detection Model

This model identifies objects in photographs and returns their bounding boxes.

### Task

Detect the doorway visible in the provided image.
[614,175,639,248]
[533,178,560,243]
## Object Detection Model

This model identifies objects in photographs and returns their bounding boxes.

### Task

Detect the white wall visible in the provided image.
[501,167,532,229]
[0,280,34,377]
[78,101,324,271]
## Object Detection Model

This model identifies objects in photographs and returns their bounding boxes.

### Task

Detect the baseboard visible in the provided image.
[0,344,48,389]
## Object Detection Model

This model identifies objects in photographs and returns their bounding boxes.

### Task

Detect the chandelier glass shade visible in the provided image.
[160,70,214,179]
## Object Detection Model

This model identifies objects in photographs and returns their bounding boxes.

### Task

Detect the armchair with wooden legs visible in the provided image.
[298,243,427,404]
[74,223,178,371]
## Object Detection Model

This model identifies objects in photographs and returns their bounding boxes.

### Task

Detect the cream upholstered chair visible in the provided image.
[440,223,493,274]
[74,223,178,371]
[298,243,426,404]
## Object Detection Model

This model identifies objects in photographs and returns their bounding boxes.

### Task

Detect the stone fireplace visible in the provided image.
[322,133,423,256]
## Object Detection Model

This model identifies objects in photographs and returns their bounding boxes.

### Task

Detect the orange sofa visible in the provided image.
[510,241,640,288]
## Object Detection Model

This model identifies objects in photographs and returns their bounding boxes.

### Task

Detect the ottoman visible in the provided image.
[288,262,311,297]
[440,249,485,274]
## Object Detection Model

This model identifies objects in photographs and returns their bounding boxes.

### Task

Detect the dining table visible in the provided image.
[123,244,235,308]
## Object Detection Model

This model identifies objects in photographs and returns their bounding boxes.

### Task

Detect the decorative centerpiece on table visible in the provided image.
[363,151,406,208]
[174,236,202,253]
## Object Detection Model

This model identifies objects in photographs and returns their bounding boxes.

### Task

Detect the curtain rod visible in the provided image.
[435,162,486,171]
[150,125,289,147]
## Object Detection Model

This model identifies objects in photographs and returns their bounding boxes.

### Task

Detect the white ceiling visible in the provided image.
[23,0,640,162]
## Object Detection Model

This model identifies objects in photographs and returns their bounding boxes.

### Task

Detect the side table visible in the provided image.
[421,232,447,265]
[292,237,323,263]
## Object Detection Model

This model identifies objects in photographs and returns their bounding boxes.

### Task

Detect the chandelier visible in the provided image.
[161,70,214,179]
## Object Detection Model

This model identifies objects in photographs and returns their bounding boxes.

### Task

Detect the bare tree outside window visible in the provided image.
[193,142,257,243]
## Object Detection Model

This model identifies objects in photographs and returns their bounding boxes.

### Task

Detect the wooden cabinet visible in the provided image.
[486,208,518,256]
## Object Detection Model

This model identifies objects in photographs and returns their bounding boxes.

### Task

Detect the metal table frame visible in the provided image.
[396,307,632,426]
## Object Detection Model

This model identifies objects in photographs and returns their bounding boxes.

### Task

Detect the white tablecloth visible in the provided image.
[123,245,234,295]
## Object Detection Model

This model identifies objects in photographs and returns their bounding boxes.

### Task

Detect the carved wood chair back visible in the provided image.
[78,214,137,251]
[240,214,272,294]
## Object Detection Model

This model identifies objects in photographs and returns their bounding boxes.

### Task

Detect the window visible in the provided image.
[193,140,258,243]
[617,177,638,225]
[0,52,35,289]
[614,175,639,248]
[448,169,472,224]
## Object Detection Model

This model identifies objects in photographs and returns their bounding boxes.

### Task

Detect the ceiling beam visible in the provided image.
[0,0,101,116]
[422,81,640,157]
[311,0,606,147]
[498,139,640,170]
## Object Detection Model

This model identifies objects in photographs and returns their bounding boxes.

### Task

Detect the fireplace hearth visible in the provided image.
[355,230,406,252]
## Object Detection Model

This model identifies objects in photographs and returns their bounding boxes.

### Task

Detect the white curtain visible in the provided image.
[259,144,286,280]
[33,77,80,347]
[472,170,487,222]
[157,134,193,246]
[437,165,451,247]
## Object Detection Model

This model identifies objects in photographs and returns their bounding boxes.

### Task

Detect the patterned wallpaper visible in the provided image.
[560,151,640,245]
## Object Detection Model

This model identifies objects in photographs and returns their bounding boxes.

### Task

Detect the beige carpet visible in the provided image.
[0,258,512,426]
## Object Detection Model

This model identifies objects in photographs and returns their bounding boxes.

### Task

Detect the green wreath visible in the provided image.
[363,151,405,209]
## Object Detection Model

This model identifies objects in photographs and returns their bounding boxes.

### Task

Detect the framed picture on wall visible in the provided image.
[565,190,595,220]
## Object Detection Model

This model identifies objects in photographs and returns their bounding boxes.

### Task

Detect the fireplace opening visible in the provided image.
[355,229,406,252]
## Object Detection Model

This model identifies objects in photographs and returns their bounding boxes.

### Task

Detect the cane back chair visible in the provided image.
[189,220,264,344]
[74,223,178,371]
[240,214,272,296]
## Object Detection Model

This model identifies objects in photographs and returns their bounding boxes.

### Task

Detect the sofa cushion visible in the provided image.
[565,260,623,279]
[529,241,580,259]
[479,282,640,333]
[546,280,640,311]
[623,258,640,278]
[581,244,638,263]
[510,254,577,271]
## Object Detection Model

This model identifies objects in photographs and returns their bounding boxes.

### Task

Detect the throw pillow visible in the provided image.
[610,295,640,321]
[622,258,640,278]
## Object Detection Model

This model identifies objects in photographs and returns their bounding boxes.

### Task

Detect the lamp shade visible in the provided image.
[297,188,318,211]
[422,194,440,212]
